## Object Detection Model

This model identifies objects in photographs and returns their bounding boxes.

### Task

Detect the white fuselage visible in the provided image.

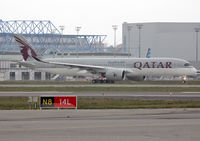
[20,57,197,78]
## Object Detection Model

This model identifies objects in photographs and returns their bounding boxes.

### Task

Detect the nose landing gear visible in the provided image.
[182,75,187,83]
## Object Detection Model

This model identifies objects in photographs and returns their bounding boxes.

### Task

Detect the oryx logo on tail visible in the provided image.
[14,34,38,61]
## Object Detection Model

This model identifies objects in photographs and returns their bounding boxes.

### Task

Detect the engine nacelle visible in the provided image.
[126,76,145,81]
[105,69,125,81]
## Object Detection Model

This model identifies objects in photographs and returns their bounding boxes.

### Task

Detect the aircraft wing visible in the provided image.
[43,60,131,75]
[45,61,106,73]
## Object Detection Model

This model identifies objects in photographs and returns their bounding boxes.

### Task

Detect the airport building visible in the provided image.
[0,20,107,81]
[123,22,200,62]
[1,20,200,81]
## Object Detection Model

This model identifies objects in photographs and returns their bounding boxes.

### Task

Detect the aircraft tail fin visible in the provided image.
[146,48,151,58]
[14,34,40,61]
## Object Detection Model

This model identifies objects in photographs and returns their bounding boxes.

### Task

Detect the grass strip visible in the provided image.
[0,97,200,110]
[0,87,200,92]
[0,97,29,110]
[78,98,200,109]
[1,80,200,85]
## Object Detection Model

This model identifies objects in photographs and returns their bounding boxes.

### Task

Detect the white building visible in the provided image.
[0,54,50,81]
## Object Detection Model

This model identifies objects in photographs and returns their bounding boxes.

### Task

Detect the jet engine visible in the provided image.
[105,69,125,80]
[126,76,145,81]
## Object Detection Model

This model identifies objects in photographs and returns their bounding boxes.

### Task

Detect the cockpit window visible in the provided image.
[184,63,190,67]
[184,63,192,67]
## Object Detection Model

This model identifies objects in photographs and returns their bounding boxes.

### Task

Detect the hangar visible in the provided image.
[123,22,200,61]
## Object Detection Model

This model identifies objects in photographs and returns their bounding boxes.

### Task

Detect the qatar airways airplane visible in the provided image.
[14,34,197,82]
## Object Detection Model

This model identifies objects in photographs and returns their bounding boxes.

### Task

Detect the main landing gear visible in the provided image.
[91,77,115,84]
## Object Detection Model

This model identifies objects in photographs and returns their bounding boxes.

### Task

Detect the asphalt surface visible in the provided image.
[1,84,200,140]
[1,91,200,101]
[0,109,200,141]
[1,84,200,87]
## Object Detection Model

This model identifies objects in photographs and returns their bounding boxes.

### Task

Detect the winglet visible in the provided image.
[14,34,38,61]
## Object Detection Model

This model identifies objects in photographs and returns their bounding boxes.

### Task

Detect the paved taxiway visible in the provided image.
[1,84,200,87]
[0,109,200,141]
[1,91,200,101]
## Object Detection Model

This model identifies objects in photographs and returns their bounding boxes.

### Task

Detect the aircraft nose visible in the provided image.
[192,67,198,75]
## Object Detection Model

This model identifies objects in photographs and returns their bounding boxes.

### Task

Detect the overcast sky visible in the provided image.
[1,0,200,45]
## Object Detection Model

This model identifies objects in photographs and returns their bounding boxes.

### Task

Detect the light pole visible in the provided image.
[59,26,65,49]
[75,26,81,35]
[195,28,200,62]
[136,24,143,58]
[112,25,118,48]
[59,25,65,34]
[75,26,81,56]
[127,25,132,56]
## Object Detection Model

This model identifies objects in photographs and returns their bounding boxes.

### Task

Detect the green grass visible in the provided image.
[0,80,91,85]
[0,97,29,110]
[1,80,200,85]
[0,97,200,110]
[1,86,200,92]
[78,98,200,109]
